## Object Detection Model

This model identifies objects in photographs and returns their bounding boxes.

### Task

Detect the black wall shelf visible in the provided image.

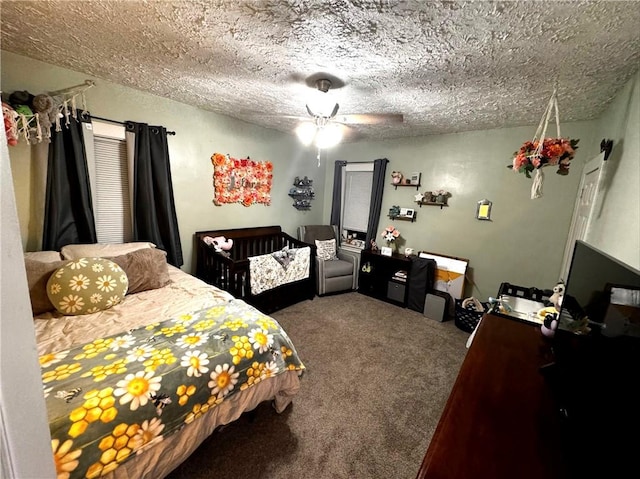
[290,176,314,210]
[416,201,448,209]
[392,183,421,191]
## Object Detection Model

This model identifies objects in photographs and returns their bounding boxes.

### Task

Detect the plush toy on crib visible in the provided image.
[203,235,233,254]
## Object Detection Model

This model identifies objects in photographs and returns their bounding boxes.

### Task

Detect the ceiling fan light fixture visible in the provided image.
[306,89,339,118]
[315,123,342,149]
[295,122,317,146]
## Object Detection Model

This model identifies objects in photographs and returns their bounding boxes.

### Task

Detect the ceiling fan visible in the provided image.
[295,77,404,149]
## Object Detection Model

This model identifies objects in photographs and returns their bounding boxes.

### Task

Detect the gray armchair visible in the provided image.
[298,225,358,295]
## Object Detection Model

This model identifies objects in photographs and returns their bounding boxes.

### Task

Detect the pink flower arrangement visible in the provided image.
[211,153,273,206]
[381,225,400,243]
[510,137,579,177]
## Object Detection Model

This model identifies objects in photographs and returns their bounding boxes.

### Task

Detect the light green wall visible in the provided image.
[324,122,603,299]
[4,51,637,295]
[588,72,640,269]
[1,51,326,273]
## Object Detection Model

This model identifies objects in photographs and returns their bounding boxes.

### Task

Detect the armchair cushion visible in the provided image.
[321,258,354,278]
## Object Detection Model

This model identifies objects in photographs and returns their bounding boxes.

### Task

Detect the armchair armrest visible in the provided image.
[337,247,360,290]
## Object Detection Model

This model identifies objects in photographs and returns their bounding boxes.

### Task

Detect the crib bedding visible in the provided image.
[248,246,311,295]
[34,266,304,479]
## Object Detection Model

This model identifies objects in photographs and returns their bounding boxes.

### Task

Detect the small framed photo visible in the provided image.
[380,246,393,257]
[410,172,421,185]
[476,199,492,221]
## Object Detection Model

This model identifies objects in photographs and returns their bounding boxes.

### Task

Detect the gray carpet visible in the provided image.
[166,292,469,479]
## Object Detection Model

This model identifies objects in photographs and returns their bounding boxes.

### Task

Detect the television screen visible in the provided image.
[550,241,640,477]
[558,240,640,337]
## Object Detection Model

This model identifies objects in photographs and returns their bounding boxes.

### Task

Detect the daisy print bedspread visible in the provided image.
[40,299,304,479]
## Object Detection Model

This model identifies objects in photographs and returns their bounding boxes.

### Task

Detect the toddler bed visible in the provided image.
[195,226,316,314]
[26,242,304,479]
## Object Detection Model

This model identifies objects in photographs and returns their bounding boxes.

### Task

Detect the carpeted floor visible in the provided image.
[166,292,470,479]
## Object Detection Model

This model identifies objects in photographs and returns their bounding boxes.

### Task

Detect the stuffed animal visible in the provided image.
[2,102,19,146]
[541,280,565,338]
[210,236,233,252]
[32,94,55,142]
[549,280,565,311]
[391,171,403,185]
[540,313,559,338]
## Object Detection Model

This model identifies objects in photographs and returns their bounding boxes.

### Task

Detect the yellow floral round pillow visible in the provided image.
[46,257,129,315]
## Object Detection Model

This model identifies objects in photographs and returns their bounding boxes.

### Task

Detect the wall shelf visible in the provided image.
[290,176,314,210]
[388,213,417,222]
[391,172,421,190]
[392,182,421,190]
[388,206,416,222]
[416,201,449,209]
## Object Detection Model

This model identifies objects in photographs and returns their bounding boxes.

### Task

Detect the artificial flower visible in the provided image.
[510,137,579,177]
[381,225,400,243]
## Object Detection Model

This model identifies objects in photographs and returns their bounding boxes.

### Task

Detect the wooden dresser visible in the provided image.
[416,313,569,479]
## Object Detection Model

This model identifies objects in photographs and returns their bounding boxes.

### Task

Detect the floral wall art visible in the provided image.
[211,153,273,206]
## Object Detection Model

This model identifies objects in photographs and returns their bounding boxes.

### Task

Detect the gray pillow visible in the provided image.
[24,258,67,315]
[107,248,171,294]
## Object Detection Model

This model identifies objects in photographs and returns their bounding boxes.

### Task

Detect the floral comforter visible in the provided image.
[40,299,304,479]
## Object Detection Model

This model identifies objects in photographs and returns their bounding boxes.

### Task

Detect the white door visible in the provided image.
[560,152,605,280]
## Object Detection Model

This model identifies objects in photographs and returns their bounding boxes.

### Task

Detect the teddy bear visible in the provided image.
[31,94,55,142]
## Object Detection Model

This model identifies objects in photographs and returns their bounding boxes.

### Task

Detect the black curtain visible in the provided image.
[365,158,389,247]
[126,122,183,267]
[330,160,347,227]
[42,115,97,250]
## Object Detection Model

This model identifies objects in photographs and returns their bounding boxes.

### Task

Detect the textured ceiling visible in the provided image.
[2,0,639,141]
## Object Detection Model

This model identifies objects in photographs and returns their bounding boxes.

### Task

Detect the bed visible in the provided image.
[194,226,316,314]
[26,243,304,479]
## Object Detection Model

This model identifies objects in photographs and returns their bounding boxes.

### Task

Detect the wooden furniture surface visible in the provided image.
[194,226,315,313]
[358,249,412,307]
[416,313,568,479]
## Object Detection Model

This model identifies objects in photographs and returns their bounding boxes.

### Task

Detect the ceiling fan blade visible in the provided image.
[334,113,404,125]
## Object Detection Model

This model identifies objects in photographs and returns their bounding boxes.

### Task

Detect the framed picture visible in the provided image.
[380,246,393,257]
[476,199,492,220]
[410,172,421,185]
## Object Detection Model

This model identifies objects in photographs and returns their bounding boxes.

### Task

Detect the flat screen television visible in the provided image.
[550,240,640,476]
[558,240,640,338]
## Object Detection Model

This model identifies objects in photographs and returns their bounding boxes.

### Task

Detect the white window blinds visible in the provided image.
[342,164,373,233]
[93,135,132,243]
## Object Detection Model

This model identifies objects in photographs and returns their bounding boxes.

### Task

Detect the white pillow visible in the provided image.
[315,239,337,261]
[24,251,62,262]
[61,242,156,260]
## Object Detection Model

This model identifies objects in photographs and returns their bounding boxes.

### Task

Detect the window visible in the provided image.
[88,121,132,243]
[341,162,373,249]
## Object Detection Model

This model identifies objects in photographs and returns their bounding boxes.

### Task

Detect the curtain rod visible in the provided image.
[90,115,176,135]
